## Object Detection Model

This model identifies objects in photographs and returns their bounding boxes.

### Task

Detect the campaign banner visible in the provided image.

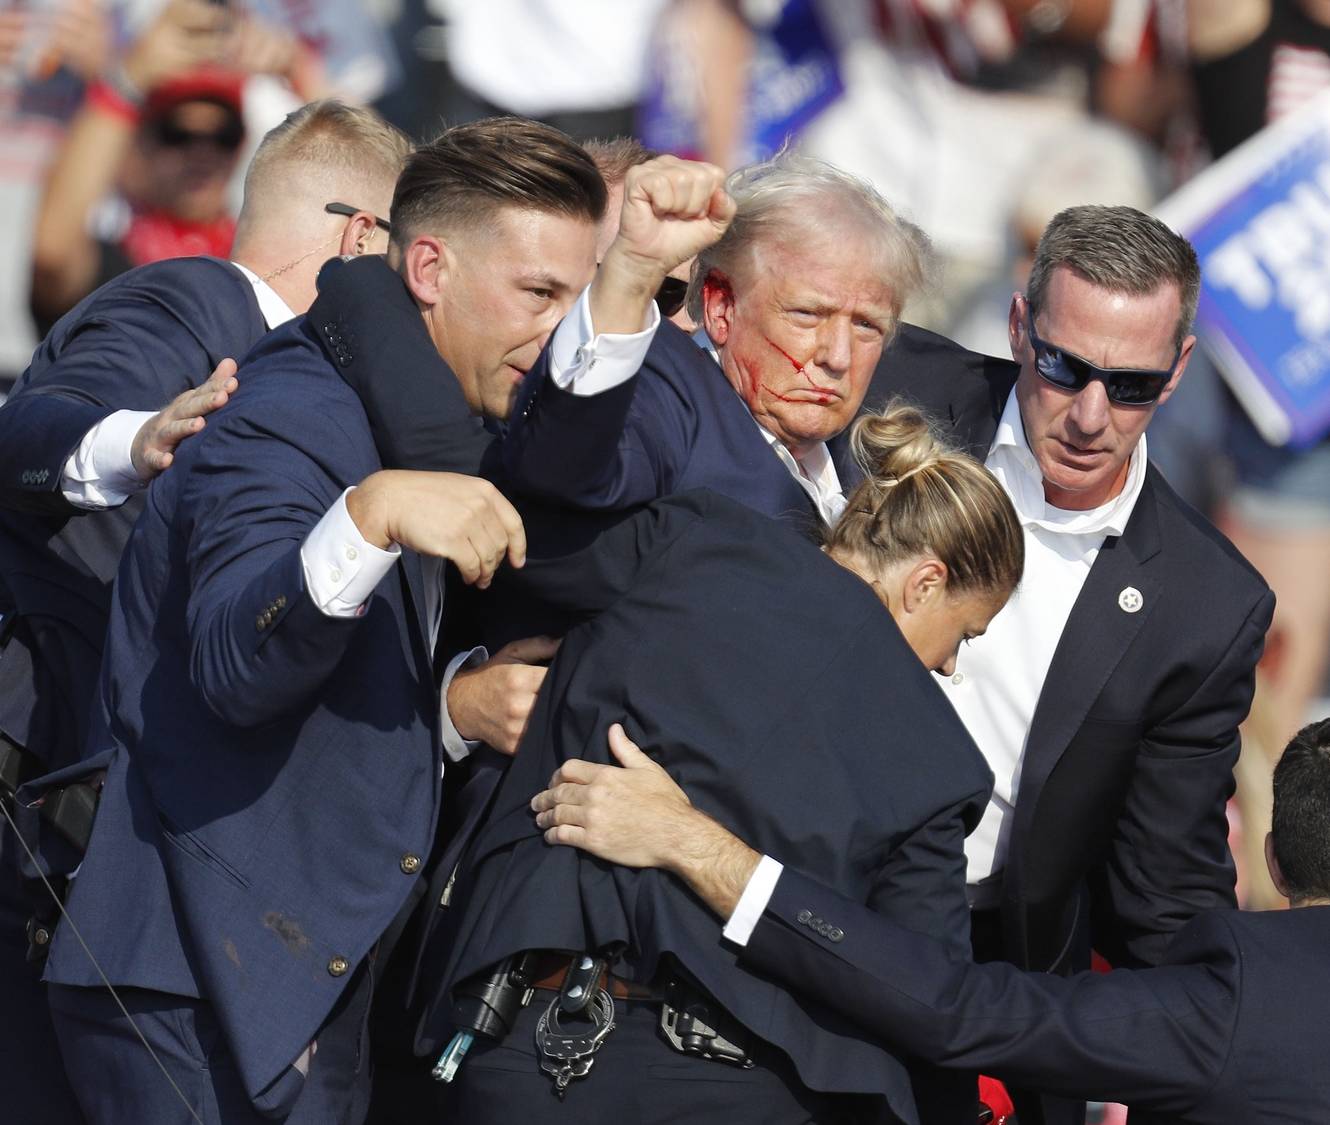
[638,0,843,164]
[1156,92,1330,448]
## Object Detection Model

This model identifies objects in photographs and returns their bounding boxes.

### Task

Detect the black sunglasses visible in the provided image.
[654,275,688,318]
[1025,308,1178,406]
[325,202,392,234]
[154,115,245,152]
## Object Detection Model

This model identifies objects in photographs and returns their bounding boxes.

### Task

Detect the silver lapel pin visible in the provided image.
[1118,586,1143,614]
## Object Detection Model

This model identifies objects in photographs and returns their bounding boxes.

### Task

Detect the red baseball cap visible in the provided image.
[143,68,245,121]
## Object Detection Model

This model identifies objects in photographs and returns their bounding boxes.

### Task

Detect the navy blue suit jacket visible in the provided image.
[43,319,443,1110]
[437,491,992,1124]
[500,319,836,531]
[0,257,265,767]
[744,868,1330,1124]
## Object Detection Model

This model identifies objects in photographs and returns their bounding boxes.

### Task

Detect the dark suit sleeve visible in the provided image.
[865,794,982,1121]
[502,492,711,618]
[1089,589,1275,968]
[743,867,1235,1111]
[174,391,369,728]
[499,334,697,510]
[0,262,257,516]
[306,256,492,475]
[0,319,198,515]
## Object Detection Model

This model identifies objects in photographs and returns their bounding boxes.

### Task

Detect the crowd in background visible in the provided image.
[3,4,1330,1124]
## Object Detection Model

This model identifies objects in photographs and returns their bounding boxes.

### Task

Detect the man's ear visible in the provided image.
[401,235,447,308]
[701,269,737,346]
[901,558,947,614]
[1007,292,1027,365]
[336,211,380,257]
[1155,333,1196,409]
[1265,831,1292,901]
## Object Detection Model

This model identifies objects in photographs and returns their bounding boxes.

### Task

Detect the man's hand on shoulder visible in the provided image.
[448,635,561,755]
[130,358,239,480]
[346,470,526,589]
[592,156,735,335]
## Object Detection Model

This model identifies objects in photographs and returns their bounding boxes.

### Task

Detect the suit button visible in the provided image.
[328,956,349,977]
[796,909,812,924]
[275,595,287,609]
[400,853,421,874]
[828,927,844,943]
[255,614,267,631]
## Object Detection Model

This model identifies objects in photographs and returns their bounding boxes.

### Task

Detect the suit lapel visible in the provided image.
[1005,477,1164,901]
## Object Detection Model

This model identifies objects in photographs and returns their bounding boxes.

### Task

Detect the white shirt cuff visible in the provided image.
[60,409,156,509]
[722,854,784,947]
[439,645,489,765]
[547,285,660,396]
[300,488,400,617]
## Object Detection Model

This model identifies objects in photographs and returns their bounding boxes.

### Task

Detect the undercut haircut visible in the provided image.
[584,136,660,188]
[1026,205,1201,349]
[685,152,933,332]
[241,99,412,206]
[1272,717,1330,902]
[826,403,1024,600]
[390,117,607,251]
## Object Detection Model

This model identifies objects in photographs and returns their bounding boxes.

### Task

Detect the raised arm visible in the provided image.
[499,157,734,509]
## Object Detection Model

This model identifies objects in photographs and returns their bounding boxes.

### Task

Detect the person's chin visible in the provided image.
[779,403,849,442]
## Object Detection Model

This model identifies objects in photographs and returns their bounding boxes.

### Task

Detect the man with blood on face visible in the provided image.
[499,152,934,535]
[700,224,897,459]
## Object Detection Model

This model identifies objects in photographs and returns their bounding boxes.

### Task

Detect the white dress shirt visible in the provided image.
[941,388,1148,886]
[59,265,296,509]
[722,387,1150,939]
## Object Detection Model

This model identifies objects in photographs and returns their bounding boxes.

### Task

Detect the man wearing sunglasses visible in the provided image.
[859,203,1274,1125]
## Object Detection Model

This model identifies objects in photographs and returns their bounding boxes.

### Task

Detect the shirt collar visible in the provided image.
[986,387,1146,538]
[232,262,297,329]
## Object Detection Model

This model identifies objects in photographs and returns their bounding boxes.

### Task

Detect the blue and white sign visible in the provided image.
[639,0,843,165]
[1156,93,1330,448]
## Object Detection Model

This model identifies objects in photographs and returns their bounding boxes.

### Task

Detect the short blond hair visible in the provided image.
[238,100,412,229]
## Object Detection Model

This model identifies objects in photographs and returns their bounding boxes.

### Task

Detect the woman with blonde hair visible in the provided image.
[433,403,1022,1125]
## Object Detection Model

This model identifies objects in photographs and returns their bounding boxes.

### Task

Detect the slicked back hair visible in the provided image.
[1272,717,1330,902]
[1026,205,1201,349]
[390,117,607,252]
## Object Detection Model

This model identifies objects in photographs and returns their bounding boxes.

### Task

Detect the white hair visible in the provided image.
[685,151,934,331]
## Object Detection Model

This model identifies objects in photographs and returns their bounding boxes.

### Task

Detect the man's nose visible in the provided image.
[815,319,853,376]
[1067,377,1112,436]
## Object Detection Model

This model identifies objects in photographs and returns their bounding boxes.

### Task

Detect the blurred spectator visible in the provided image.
[0,0,112,396]
[29,0,327,334]
[1187,0,1330,749]
[428,0,667,140]
[797,1,1184,333]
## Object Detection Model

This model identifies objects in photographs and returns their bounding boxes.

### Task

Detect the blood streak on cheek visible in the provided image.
[763,336,833,400]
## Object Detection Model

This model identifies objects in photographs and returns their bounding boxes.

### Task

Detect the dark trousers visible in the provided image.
[49,961,375,1125]
[0,829,85,1125]
[445,992,863,1125]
